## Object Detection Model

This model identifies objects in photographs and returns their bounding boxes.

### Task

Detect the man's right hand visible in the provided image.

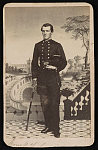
[32,78,37,87]
[33,78,37,81]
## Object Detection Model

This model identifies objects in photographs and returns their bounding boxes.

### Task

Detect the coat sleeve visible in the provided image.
[31,44,39,79]
[56,43,67,72]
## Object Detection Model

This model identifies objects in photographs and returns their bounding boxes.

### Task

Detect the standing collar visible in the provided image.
[43,39,52,43]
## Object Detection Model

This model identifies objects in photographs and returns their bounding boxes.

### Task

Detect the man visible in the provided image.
[31,23,67,138]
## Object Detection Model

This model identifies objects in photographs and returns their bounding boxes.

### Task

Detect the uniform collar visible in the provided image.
[43,38,52,43]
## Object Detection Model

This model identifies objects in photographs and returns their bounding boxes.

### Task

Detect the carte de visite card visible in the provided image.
[3,2,94,147]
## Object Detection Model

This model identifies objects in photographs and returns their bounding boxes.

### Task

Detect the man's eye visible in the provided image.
[42,30,50,32]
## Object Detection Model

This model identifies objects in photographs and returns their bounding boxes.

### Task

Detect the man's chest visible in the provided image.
[37,41,58,61]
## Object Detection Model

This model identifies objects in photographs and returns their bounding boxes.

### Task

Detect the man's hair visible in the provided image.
[41,23,54,33]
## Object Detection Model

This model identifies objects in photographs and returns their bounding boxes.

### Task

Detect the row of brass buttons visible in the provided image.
[41,41,50,60]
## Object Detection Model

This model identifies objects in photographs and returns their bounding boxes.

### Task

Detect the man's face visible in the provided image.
[42,26,52,40]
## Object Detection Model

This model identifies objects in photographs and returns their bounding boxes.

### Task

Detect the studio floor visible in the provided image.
[4,119,91,141]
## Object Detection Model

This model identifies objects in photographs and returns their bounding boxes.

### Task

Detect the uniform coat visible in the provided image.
[31,39,67,133]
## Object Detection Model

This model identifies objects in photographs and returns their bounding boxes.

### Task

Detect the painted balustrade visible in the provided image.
[7,74,90,121]
[5,75,16,85]
[63,82,90,120]
[9,75,36,110]
[8,75,64,121]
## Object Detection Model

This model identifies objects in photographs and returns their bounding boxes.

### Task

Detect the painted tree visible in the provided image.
[74,55,82,69]
[61,15,90,69]
[68,59,74,70]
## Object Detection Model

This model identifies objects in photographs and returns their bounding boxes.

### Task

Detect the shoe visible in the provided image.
[54,132,60,138]
[41,127,51,133]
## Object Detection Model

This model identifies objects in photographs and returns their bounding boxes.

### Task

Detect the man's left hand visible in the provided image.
[46,65,57,70]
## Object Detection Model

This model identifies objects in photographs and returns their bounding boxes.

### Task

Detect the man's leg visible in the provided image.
[47,84,60,136]
[40,95,52,132]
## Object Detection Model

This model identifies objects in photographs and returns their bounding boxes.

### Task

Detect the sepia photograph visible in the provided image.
[3,3,94,147]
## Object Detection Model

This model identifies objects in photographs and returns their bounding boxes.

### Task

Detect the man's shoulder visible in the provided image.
[35,40,62,47]
[51,40,62,46]
[35,40,43,46]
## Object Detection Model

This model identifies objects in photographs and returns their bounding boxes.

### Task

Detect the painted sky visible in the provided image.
[4,5,90,64]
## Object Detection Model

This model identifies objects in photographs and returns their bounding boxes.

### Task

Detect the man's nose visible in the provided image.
[44,31,47,34]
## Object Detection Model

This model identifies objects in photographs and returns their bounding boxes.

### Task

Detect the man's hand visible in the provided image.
[32,78,37,87]
[46,65,57,70]
[33,78,37,81]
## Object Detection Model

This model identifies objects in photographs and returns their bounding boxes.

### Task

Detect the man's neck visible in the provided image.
[43,38,52,42]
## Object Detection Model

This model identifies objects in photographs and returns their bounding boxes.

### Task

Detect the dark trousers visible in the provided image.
[40,83,60,133]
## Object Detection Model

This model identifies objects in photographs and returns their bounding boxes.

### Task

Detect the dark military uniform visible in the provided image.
[31,39,67,134]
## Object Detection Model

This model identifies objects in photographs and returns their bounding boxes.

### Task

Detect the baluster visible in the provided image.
[71,105,76,117]
[79,96,84,110]
[76,100,81,110]
[85,90,90,105]
[74,101,78,116]
[71,106,73,116]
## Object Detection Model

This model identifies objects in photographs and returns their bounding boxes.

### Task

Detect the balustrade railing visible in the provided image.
[7,74,90,121]
[9,75,36,110]
[63,82,90,120]
[5,75,16,85]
